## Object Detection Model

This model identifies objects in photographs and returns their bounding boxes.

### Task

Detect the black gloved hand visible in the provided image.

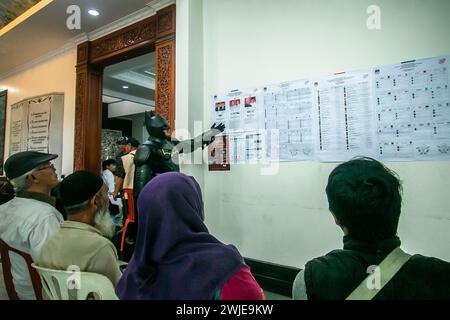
[211,122,225,133]
[201,123,226,147]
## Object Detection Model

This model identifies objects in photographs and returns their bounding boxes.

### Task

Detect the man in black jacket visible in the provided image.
[293,157,450,300]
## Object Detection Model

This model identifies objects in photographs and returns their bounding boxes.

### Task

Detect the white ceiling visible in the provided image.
[0,0,171,75]
[103,52,155,105]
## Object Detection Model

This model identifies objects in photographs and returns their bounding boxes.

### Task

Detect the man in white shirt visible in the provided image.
[0,151,64,300]
[102,159,123,226]
[37,171,122,287]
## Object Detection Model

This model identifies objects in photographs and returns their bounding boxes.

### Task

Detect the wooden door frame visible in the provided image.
[74,4,176,173]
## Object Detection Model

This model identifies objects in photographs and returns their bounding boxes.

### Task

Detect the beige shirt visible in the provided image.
[37,221,122,287]
[121,150,136,189]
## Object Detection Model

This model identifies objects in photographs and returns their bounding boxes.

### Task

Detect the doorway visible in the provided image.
[101,52,155,161]
[74,4,175,174]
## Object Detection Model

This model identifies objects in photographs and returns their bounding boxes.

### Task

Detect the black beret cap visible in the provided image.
[4,151,58,180]
[59,171,104,207]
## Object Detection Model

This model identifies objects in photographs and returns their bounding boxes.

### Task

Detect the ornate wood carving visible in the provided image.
[74,60,102,173]
[156,5,176,38]
[155,38,175,131]
[84,69,102,173]
[74,68,87,170]
[90,17,156,63]
[77,43,89,65]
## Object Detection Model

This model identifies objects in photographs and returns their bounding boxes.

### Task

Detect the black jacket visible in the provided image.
[304,236,450,300]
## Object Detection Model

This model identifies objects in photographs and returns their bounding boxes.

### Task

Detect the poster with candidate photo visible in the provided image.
[211,95,229,130]
[208,134,230,171]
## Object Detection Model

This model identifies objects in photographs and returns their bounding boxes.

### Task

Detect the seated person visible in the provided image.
[293,157,450,300]
[37,171,122,287]
[0,151,63,300]
[115,172,264,300]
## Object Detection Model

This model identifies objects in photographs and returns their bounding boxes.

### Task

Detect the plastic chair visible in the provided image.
[120,188,136,253]
[0,239,42,300]
[31,263,118,300]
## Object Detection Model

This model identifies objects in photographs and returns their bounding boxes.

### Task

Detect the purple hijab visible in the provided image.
[115,172,244,300]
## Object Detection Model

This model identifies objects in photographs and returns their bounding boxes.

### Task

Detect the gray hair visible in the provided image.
[9,168,35,193]
[64,188,104,216]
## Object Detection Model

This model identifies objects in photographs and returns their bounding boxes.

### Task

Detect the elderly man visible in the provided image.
[0,151,64,300]
[37,171,122,287]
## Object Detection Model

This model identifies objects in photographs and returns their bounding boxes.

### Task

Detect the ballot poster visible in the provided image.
[210,88,264,135]
[210,54,450,164]
[263,79,315,161]
[374,55,450,161]
[226,130,266,165]
[312,70,375,162]
[211,95,229,130]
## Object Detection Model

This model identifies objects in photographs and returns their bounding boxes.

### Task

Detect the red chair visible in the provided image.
[120,188,136,254]
[0,239,42,300]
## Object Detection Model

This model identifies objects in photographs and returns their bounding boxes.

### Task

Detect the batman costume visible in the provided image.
[133,111,225,197]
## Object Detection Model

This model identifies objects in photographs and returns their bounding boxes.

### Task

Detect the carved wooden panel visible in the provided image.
[74,62,102,173]
[84,70,102,174]
[74,68,87,170]
[155,38,175,131]
[156,4,176,38]
[77,43,89,65]
[90,17,157,63]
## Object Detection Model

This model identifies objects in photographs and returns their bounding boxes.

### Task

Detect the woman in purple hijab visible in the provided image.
[115,172,264,300]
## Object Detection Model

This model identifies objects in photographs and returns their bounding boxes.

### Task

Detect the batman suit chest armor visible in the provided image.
[148,139,180,173]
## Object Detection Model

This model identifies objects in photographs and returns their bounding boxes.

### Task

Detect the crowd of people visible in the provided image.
[0,113,449,300]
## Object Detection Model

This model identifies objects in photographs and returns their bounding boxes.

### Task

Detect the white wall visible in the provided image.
[196,0,450,267]
[108,100,150,118]
[175,0,206,186]
[128,113,148,144]
[0,48,77,177]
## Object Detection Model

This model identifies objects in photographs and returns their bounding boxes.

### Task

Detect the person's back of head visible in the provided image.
[127,137,140,151]
[116,172,248,300]
[102,159,116,171]
[116,136,129,154]
[296,157,450,300]
[326,157,402,242]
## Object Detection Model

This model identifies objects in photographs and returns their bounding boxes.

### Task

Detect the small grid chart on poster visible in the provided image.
[374,57,450,160]
[209,55,450,165]
[264,80,314,161]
